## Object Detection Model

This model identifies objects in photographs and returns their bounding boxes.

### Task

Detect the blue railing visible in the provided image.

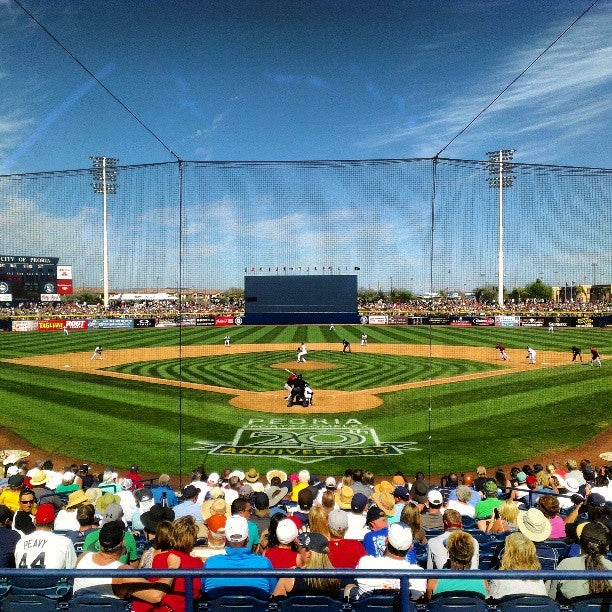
[2,567,610,611]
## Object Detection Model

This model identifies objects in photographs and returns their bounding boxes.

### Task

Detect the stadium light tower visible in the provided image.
[487,149,516,308]
[91,157,119,309]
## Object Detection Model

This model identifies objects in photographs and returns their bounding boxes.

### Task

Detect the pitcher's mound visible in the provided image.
[270,361,336,371]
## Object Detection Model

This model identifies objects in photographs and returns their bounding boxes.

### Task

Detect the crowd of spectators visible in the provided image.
[1,295,610,321]
[0,457,610,609]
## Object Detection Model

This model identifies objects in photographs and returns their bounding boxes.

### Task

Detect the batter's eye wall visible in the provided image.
[244,275,359,324]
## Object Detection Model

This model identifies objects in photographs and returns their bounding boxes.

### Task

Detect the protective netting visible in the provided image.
[0,158,609,477]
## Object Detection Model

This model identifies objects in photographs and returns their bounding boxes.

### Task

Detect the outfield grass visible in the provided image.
[0,325,609,476]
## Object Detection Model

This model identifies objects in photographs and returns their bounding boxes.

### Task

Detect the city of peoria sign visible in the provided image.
[188,417,420,465]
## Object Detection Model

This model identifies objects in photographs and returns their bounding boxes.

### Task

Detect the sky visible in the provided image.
[0,1,610,293]
[0,0,610,172]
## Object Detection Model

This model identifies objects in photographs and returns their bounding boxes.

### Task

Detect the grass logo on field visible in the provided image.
[188,417,420,464]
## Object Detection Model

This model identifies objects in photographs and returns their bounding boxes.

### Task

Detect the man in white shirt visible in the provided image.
[426,509,479,569]
[14,504,76,570]
[349,522,426,600]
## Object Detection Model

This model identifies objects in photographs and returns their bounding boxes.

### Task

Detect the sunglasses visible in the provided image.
[20,499,35,504]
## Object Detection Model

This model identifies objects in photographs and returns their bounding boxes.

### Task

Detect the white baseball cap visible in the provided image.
[427,490,443,506]
[225,515,249,542]
[387,522,413,551]
[276,518,299,545]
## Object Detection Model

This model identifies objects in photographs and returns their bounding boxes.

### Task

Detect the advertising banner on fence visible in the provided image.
[450,317,472,327]
[495,315,520,327]
[133,318,156,328]
[387,316,409,325]
[472,316,495,326]
[12,320,37,332]
[65,319,88,331]
[576,316,594,328]
[428,316,450,326]
[38,319,64,332]
[40,294,60,302]
[196,316,216,326]
[214,315,235,326]
[88,318,134,329]
[521,317,545,327]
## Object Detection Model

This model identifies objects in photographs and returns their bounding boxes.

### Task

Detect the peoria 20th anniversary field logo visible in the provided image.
[188,417,420,465]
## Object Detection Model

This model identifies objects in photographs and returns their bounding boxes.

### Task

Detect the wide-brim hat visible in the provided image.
[266,469,288,484]
[141,504,175,532]
[517,508,552,542]
[335,485,354,510]
[30,471,49,487]
[265,485,288,507]
[84,487,103,504]
[373,480,395,495]
[201,498,229,521]
[411,480,429,504]
[95,492,121,514]
[66,490,89,508]
[228,470,245,481]
[371,491,396,516]
[245,468,260,483]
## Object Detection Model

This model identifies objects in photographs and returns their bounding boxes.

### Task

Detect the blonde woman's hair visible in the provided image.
[400,502,423,533]
[498,500,519,524]
[500,532,541,571]
[308,506,331,538]
[302,550,340,594]
[169,516,199,553]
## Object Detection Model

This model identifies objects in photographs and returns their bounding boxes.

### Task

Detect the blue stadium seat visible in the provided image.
[201,594,271,611]
[426,591,488,611]
[4,576,71,599]
[351,592,414,610]
[0,593,60,611]
[67,596,131,610]
[461,517,476,530]
[276,595,345,611]
[546,540,568,561]
[496,594,559,610]
[565,593,612,610]
[413,542,428,568]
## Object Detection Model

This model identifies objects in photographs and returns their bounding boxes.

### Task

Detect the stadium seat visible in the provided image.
[4,576,71,599]
[276,594,345,611]
[496,594,560,610]
[413,542,428,568]
[461,517,476,530]
[200,594,272,611]
[565,593,612,610]
[0,593,60,611]
[67,596,131,610]
[546,540,569,561]
[351,592,414,611]
[426,591,488,610]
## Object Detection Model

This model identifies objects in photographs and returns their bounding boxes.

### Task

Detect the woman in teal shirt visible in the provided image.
[426,530,487,600]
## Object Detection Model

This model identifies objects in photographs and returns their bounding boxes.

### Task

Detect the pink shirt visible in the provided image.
[549,515,566,539]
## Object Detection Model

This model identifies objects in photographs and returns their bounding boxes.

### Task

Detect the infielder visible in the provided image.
[91,345,103,361]
[526,346,536,364]
[589,346,601,367]
[297,342,307,363]
[224,335,230,347]
[361,333,368,346]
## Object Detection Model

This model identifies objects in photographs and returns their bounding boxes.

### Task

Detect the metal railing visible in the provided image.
[2,567,610,611]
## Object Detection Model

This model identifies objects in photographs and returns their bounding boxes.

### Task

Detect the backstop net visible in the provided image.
[0,158,609,478]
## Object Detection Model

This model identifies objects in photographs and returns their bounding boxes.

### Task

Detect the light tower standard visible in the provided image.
[487,149,516,308]
[91,157,118,309]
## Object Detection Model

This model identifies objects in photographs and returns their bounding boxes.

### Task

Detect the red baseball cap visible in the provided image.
[526,475,538,486]
[35,504,56,525]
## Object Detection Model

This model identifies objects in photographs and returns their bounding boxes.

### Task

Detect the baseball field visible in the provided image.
[0,324,609,478]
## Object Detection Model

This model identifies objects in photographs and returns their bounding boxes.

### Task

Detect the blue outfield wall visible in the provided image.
[243,312,362,325]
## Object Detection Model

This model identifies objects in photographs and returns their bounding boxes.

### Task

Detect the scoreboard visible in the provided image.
[0,255,71,304]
